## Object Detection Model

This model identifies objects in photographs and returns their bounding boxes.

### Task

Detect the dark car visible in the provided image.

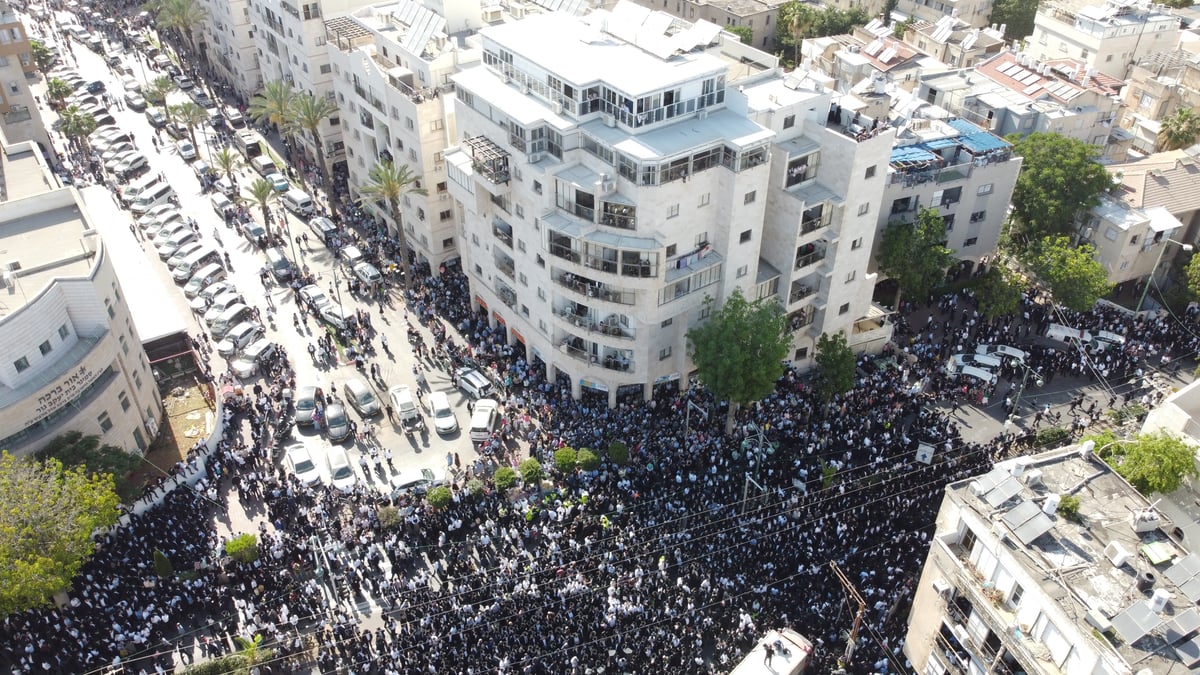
[85,80,106,94]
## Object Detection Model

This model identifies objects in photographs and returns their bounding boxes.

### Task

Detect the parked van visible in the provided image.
[281,189,314,216]
[389,385,424,431]
[456,368,494,399]
[468,399,499,443]
[210,303,252,339]
[130,183,175,215]
[1093,330,1127,352]
[1046,323,1090,345]
[343,378,381,416]
[954,365,998,386]
[121,175,160,205]
[171,247,220,281]
[264,247,292,281]
[210,193,236,220]
[183,263,226,297]
[233,129,263,158]
[946,352,1002,374]
[975,344,1028,365]
[250,155,278,176]
[308,216,337,245]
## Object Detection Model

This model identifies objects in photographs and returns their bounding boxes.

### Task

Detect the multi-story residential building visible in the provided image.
[325,0,486,273]
[197,0,261,97]
[917,49,1132,161]
[627,0,787,53]
[905,446,1200,675]
[1120,48,1200,154]
[801,27,947,94]
[444,2,895,404]
[0,134,163,457]
[878,116,1021,271]
[1027,0,1182,80]
[898,16,1007,69]
[1078,194,1184,286]
[825,0,995,30]
[0,1,51,154]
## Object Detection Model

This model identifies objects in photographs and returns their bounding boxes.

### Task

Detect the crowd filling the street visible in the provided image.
[5,2,1200,675]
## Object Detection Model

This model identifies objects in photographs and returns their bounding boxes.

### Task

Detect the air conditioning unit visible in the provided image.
[604,115,616,128]
[697,108,709,119]
[510,4,526,18]
[5,260,20,272]
[932,579,952,599]
[527,151,545,163]
[551,101,563,115]
[520,83,530,94]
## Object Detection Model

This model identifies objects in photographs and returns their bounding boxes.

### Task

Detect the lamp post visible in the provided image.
[1136,238,1194,313]
[278,207,298,264]
[1005,359,1045,428]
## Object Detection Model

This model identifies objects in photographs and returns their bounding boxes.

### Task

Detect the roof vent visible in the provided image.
[4,260,19,272]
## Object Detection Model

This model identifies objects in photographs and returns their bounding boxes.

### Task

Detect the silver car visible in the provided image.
[294,386,318,426]
[325,403,350,442]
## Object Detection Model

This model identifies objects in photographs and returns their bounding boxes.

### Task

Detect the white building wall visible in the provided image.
[1028,5,1181,80]
[199,0,261,96]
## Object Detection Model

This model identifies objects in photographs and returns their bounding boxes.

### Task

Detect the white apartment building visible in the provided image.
[879,115,1021,270]
[1027,0,1182,80]
[905,447,1200,675]
[1079,195,1185,287]
[324,0,483,273]
[0,138,163,457]
[0,1,51,155]
[197,0,261,96]
[250,0,377,172]
[444,2,894,404]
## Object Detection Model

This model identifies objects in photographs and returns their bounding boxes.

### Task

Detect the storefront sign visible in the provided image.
[26,364,101,426]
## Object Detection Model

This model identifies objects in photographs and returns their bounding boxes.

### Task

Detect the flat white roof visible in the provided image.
[584,108,772,160]
[455,67,573,130]
[480,9,729,97]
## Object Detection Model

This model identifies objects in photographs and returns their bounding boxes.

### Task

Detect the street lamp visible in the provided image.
[1136,238,1194,313]
[1005,359,1045,428]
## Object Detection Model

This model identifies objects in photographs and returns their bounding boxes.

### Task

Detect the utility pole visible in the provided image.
[741,423,773,512]
[830,561,867,666]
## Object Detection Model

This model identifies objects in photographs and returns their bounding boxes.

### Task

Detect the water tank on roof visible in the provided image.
[1149,588,1170,613]
[1043,494,1061,515]
[1136,569,1157,592]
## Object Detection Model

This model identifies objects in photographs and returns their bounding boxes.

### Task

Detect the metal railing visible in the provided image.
[551,271,637,306]
[789,283,816,304]
[794,247,826,271]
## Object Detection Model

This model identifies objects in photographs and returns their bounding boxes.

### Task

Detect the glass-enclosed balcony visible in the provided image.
[494,279,517,308]
[492,217,513,248]
[552,299,635,340]
[494,250,515,280]
[601,202,636,230]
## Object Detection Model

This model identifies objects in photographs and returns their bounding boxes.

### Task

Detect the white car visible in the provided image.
[202,292,243,326]
[157,230,199,259]
[124,91,146,110]
[100,142,135,163]
[112,153,149,178]
[151,221,189,243]
[389,467,446,497]
[240,338,276,363]
[176,140,197,161]
[143,211,184,235]
[136,205,177,229]
[352,262,382,286]
[294,386,318,426]
[103,150,139,172]
[216,322,263,357]
[190,281,234,313]
[298,284,331,312]
[326,446,356,491]
[284,443,322,486]
[173,75,195,90]
[427,391,458,435]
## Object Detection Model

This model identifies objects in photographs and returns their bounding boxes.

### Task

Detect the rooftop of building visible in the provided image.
[1039,0,1182,27]
[480,2,730,96]
[948,446,1200,672]
[0,196,96,319]
[888,117,1012,174]
[833,32,928,74]
[688,0,788,17]
[905,16,1006,52]
[975,51,1123,103]
[1132,47,1200,74]
[1108,146,1200,212]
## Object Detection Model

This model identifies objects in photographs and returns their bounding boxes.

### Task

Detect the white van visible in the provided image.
[281,189,314,216]
[388,385,423,430]
[469,399,500,443]
[210,303,252,339]
[1046,323,1091,345]
[130,183,175,215]
[947,352,1002,373]
[1092,330,1127,352]
[955,365,998,386]
[184,263,226,297]
[264,247,292,281]
[210,193,236,219]
[121,175,161,206]
[975,344,1028,365]
[250,155,277,176]
[172,247,221,281]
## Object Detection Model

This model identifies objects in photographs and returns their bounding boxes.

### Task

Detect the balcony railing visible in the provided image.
[464,136,511,185]
[495,281,517,308]
[552,305,635,339]
[800,215,829,235]
[495,255,515,280]
[492,220,513,248]
[573,203,595,222]
[789,282,817,304]
[601,203,637,230]
[794,246,826,271]
[552,270,637,306]
[790,306,815,330]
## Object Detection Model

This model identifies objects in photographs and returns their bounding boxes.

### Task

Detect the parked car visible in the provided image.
[216,322,264,357]
[266,172,289,192]
[284,443,322,486]
[298,285,331,312]
[427,391,458,435]
[294,386,319,426]
[176,140,197,161]
[123,91,147,110]
[325,403,350,442]
[326,446,356,491]
[189,281,234,313]
[172,74,194,90]
[389,467,446,497]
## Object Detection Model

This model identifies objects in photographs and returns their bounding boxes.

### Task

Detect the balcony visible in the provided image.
[494,251,515,280]
[800,213,829,235]
[825,103,887,142]
[572,203,595,222]
[353,84,385,114]
[358,110,375,130]
[789,280,818,304]
[553,302,635,340]
[551,270,637,306]
[789,306,815,331]
[495,280,517,308]
[794,244,826,271]
[3,106,31,124]
[601,202,637,230]
[492,218,513,248]
[558,334,634,371]
[463,135,510,186]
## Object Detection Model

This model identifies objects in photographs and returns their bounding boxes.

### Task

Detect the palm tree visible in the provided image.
[45,77,73,109]
[232,633,273,668]
[1158,108,1200,152]
[212,147,242,181]
[248,79,296,132]
[245,178,278,232]
[154,0,208,56]
[357,160,428,289]
[143,76,179,123]
[29,39,54,72]
[169,100,208,148]
[288,92,338,192]
[59,105,97,151]
[787,4,817,67]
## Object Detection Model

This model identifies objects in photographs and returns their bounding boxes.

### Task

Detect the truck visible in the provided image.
[729,629,813,675]
[233,130,264,159]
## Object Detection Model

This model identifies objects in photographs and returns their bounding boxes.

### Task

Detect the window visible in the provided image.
[1104,226,1118,241]
[839,302,850,315]
[105,298,115,318]
[846,271,856,282]
[783,114,795,129]
[794,347,808,360]
[736,265,748,278]
[943,214,955,230]
[119,335,129,355]
[521,305,530,317]
[1009,583,1024,608]
[38,340,52,356]
[133,370,142,389]
[940,187,963,205]
[857,203,870,216]
[699,307,711,320]
[1129,235,1139,246]
[851,237,863,250]
[785,154,818,187]
[119,391,131,412]
[58,324,70,340]
[13,356,28,373]
[439,209,453,221]
[963,237,978,247]
[977,183,993,195]
[97,412,112,433]
[743,190,756,205]
[659,346,672,360]
[865,165,876,179]
[967,210,986,223]
[668,204,679,218]
[515,204,524,218]
[740,229,752,243]
[661,318,673,327]
[319,64,331,74]
[537,288,546,300]
[517,240,526,252]
[666,244,677,257]
[699,193,710,207]
[533,181,542,195]
[442,237,454,250]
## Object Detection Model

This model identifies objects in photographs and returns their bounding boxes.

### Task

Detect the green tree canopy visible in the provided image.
[1185,253,1200,302]
[814,332,856,403]
[154,0,207,52]
[29,39,54,72]
[426,485,452,509]
[687,288,791,429]
[775,3,869,64]
[248,79,296,132]
[1096,431,1198,495]
[493,466,518,491]
[727,25,753,44]
[1026,236,1112,312]
[357,160,427,289]
[554,447,578,474]
[1009,133,1111,245]
[45,77,72,107]
[35,431,142,502]
[0,452,120,616]
[876,207,956,304]
[224,533,259,564]
[519,458,543,485]
[972,267,1023,320]
[988,0,1039,40]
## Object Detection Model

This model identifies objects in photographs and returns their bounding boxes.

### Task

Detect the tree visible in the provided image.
[554,447,578,474]
[224,533,259,564]
[988,0,1039,40]
[169,100,208,148]
[45,77,72,109]
[0,452,120,616]
[143,76,179,124]
[1159,0,1194,7]
[58,105,97,151]
[687,288,791,432]
[876,207,956,304]
[153,549,174,579]
[973,267,1022,320]
[1185,253,1200,302]
[212,147,242,182]
[1009,133,1111,245]
[493,466,518,491]
[1026,236,1112,312]
[813,332,856,403]
[607,441,629,465]
[519,458,544,485]
[232,633,273,669]
[245,178,278,229]
[1158,108,1200,152]
[154,0,208,54]
[426,485,452,509]
[288,92,338,191]
[29,39,55,72]
[357,160,428,289]
[577,448,600,472]
[248,79,296,133]
[1099,431,1197,495]
[35,431,141,502]
[727,25,753,44]
[779,3,817,65]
